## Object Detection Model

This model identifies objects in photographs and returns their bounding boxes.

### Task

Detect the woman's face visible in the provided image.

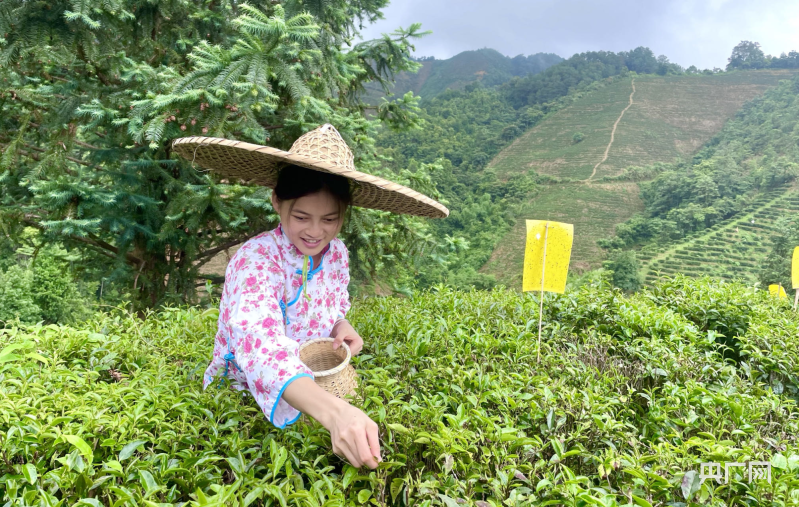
[272,190,343,258]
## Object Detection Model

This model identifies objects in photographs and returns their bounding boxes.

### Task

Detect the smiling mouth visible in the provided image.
[302,237,321,247]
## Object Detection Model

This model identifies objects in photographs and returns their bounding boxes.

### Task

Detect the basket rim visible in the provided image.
[299,337,351,377]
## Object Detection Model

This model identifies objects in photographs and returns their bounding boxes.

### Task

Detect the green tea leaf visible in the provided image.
[357,489,372,503]
[438,494,460,507]
[771,453,788,470]
[386,423,410,434]
[63,435,93,464]
[0,341,33,362]
[244,486,264,507]
[22,463,37,484]
[342,465,358,489]
[24,352,49,365]
[390,478,405,502]
[139,470,158,493]
[119,440,147,461]
[104,460,123,473]
[681,470,701,500]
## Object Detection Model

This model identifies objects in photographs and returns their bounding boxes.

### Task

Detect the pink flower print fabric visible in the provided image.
[202,225,352,428]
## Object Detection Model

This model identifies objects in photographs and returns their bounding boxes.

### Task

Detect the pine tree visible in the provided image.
[0,0,434,310]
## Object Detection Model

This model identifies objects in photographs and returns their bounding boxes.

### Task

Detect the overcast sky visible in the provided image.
[358,0,799,70]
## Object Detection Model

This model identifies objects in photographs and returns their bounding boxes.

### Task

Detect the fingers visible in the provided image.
[331,333,345,350]
[353,422,380,469]
[337,442,362,469]
[348,335,364,355]
[366,421,382,467]
[329,405,380,469]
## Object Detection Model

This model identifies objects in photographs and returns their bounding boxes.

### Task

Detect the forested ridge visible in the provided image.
[360,48,563,103]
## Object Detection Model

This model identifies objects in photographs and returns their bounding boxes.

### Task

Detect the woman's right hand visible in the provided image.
[282,376,382,469]
[326,400,382,469]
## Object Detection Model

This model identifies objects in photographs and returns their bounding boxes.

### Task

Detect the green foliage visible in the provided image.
[759,216,799,288]
[640,188,799,286]
[500,47,683,110]
[2,277,799,505]
[0,0,432,310]
[727,41,768,71]
[0,266,41,325]
[571,131,584,144]
[605,250,642,292]
[0,242,92,325]
[29,244,92,324]
[726,40,799,71]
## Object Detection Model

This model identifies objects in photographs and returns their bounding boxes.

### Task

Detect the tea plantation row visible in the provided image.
[1,276,798,506]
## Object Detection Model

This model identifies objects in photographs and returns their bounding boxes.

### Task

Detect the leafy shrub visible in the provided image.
[572,131,585,144]
[604,250,642,292]
[0,245,92,325]
[0,277,798,506]
[30,246,92,324]
[0,265,41,325]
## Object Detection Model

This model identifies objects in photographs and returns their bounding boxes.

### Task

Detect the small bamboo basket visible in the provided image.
[299,338,359,399]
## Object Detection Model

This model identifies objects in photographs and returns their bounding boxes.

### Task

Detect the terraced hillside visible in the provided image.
[489,71,793,181]
[640,185,799,286]
[481,182,644,288]
[482,70,795,288]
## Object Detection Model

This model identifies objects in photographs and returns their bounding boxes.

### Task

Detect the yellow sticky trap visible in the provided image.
[523,220,574,294]
[769,284,788,299]
[792,246,799,289]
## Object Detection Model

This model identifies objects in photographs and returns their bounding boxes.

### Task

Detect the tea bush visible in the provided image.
[1,275,798,506]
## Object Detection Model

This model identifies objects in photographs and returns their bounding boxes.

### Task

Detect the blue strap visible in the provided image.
[281,251,328,325]
[295,254,324,281]
[279,299,289,326]
[218,339,243,389]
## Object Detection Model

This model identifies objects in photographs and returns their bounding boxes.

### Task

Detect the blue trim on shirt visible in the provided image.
[270,372,314,429]
[282,248,329,325]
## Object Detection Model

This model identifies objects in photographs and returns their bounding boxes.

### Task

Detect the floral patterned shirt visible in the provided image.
[203,225,351,428]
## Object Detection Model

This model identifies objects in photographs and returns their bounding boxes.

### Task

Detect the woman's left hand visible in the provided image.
[332,320,363,355]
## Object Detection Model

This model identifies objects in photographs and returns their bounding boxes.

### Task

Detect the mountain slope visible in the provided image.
[481,70,795,287]
[489,71,791,181]
[361,48,562,104]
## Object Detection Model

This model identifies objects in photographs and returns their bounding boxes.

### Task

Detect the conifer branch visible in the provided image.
[20,218,143,265]
[193,231,262,266]
[0,141,104,173]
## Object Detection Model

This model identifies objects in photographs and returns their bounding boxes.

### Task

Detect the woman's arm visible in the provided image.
[282,377,381,469]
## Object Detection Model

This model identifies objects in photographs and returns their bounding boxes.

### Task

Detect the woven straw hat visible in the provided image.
[172,124,449,218]
[299,338,359,399]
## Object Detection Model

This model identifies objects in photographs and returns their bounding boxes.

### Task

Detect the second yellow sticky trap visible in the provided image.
[792,246,799,289]
[769,284,788,299]
[523,220,574,294]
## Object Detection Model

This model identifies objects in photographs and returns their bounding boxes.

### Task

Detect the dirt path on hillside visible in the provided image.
[586,78,636,181]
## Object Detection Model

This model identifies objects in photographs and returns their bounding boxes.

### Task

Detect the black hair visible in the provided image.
[273,164,352,218]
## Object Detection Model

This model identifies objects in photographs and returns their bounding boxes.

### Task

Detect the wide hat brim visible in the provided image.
[171,136,449,218]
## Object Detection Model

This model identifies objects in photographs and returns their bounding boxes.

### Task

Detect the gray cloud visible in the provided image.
[358,0,799,69]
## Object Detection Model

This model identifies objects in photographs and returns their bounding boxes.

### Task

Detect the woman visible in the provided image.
[173,124,448,469]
